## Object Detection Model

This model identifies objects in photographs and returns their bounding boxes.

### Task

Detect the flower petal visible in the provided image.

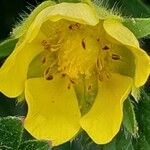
[27,2,99,42]
[103,19,150,87]
[0,41,43,97]
[24,76,81,146]
[80,73,132,144]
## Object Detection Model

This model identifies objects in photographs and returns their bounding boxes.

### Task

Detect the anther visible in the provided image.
[41,40,47,46]
[46,75,53,80]
[112,54,121,60]
[62,73,66,77]
[81,39,86,50]
[88,85,92,91]
[67,83,71,90]
[97,38,100,42]
[69,23,81,30]
[42,57,46,64]
[70,79,75,84]
[102,46,110,50]
[41,40,51,50]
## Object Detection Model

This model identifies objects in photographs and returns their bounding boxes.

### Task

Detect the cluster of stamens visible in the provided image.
[40,21,122,89]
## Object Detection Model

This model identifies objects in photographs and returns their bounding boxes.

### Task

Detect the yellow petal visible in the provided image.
[80,73,132,144]
[24,76,81,146]
[27,2,99,42]
[0,41,43,97]
[130,47,150,87]
[103,19,139,47]
[103,19,150,87]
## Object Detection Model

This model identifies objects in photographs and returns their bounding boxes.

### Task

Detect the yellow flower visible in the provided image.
[0,2,150,146]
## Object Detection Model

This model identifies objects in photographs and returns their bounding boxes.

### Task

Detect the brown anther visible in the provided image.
[42,57,46,64]
[41,40,51,50]
[44,44,51,50]
[81,39,86,50]
[88,85,92,91]
[99,75,103,82]
[69,23,81,30]
[102,46,110,50]
[46,75,53,80]
[96,59,100,67]
[112,54,121,60]
[62,73,66,77]
[67,84,71,90]
[97,38,100,42]
[41,40,47,46]
[70,79,75,84]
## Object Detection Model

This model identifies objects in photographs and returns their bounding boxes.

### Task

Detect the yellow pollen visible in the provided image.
[40,20,115,81]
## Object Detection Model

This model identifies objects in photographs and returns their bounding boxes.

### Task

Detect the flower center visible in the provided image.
[40,20,121,83]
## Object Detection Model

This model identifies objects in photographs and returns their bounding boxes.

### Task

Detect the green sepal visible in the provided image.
[0,38,18,58]
[134,91,150,148]
[123,18,150,38]
[123,98,138,136]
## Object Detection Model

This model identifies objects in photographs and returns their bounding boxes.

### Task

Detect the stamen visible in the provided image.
[62,73,66,77]
[67,83,71,90]
[88,85,92,91]
[42,57,46,64]
[46,75,53,80]
[112,54,121,60]
[69,23,81,30]
[41,40,51,50]
[81,39,86,50]
[70,79,76,84]
[98,74,103,81]
[102,46,110,50]
[97,38,100,42]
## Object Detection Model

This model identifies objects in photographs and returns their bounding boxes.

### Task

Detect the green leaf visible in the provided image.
[0,38,18,58]
[0,94,16,117]
[18,140,51,150]
[136,91,150,145]
[0,117,23,149]
[133,133,150,150]
[123,98,138,136]
[124,18,150,38]
[102,129,134,150]
[106,0,150,17]
[0,116,52,150]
